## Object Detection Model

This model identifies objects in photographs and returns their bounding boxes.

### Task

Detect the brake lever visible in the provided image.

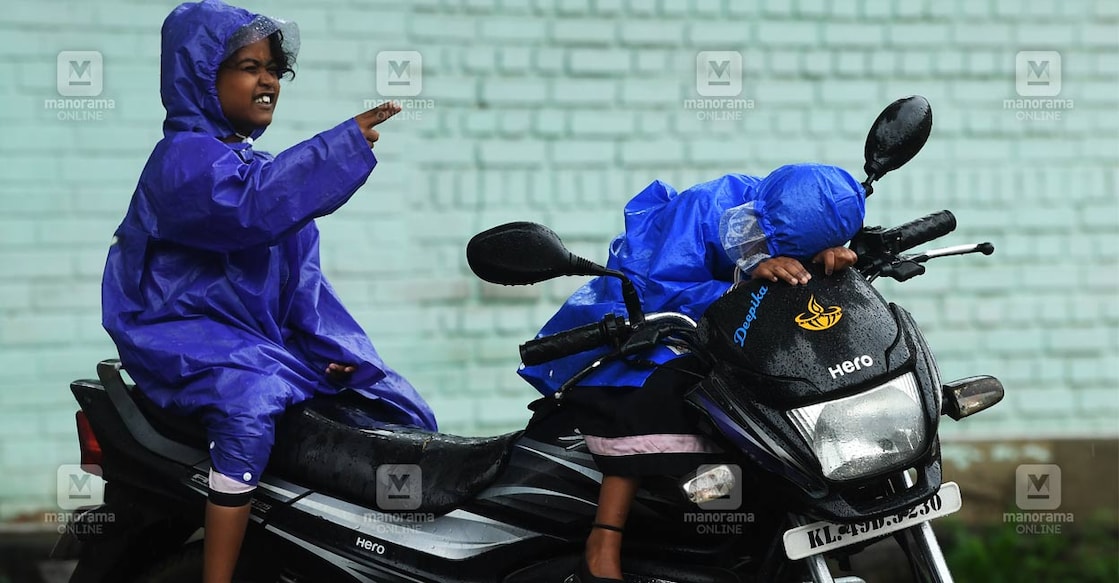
[903,242,996,263]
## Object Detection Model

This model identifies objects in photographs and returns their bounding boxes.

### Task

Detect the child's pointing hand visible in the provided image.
[353,101,402,148]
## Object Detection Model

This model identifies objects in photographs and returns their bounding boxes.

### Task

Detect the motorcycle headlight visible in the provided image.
[787,372,927,482]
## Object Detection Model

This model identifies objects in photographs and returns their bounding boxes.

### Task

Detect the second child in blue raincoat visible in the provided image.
[520,164,867,582]
[100,2,436,581]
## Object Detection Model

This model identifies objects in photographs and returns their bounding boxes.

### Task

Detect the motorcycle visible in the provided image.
[54,96,1003,583]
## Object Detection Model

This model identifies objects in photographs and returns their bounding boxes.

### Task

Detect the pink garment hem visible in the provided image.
[584,433,718,457]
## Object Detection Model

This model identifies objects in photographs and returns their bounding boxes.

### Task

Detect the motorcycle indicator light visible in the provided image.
[787,372,927,482]
[681,464,736,505]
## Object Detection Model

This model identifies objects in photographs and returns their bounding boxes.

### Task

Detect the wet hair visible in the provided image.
[268,30,296,81]
[220,29,296,80]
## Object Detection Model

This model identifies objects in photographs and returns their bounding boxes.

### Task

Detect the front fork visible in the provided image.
[790,515,864,583]
[891,471,953,583]
[794,470,954,583]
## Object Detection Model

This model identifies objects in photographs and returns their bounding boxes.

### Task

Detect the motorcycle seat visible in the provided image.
[268,391,522,515]
[109,361,519,515]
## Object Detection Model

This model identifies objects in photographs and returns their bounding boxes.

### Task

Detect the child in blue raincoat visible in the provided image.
[100,1,436,580]
[519,164,866,582]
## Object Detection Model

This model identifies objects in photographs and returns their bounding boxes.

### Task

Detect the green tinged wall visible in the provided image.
[0,0,1116,517]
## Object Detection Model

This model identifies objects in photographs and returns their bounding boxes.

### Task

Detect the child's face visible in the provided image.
[216,38,280,136]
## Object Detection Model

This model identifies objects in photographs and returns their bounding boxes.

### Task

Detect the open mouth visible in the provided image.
[253,94,275,107]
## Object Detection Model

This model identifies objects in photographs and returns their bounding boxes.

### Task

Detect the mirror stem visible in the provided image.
[606,271,645,325]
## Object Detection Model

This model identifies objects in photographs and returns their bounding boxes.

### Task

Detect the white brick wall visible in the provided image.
[0,0,1115,517]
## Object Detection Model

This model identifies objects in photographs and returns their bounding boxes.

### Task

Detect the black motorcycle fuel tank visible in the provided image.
[698,263,912,409]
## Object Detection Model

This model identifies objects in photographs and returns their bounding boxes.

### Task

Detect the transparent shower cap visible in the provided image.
[720,201,772,279]
[223,14,300,62]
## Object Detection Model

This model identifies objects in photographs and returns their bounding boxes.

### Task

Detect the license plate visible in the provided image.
[782,481,962,560]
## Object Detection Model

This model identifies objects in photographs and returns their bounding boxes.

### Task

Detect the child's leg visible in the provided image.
[200,372,293,583]
[203,469,257,583]
[566,355,715,582]
[203,499,251,583]
[585,475,639,579]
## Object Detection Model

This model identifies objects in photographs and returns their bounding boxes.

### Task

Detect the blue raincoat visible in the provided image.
[102,0,436,488]
[518,164,865,396]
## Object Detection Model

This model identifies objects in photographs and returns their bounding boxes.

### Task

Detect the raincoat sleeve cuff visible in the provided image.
[339,118,378,171]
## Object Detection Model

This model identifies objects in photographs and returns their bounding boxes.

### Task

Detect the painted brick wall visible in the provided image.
[0,0,1115,518]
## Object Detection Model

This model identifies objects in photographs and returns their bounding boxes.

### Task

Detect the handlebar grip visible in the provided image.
[882,210,957,253]
[520,321,612,366]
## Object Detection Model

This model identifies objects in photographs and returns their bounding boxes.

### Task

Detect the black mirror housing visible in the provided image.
[863,95,933,189]
[467,221,647,324]
[466,222,608,286]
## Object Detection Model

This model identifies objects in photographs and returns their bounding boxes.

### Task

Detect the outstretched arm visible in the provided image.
[143,104,400,252]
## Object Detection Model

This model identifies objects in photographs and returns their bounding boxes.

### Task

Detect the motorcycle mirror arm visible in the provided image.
[602,269,646,326]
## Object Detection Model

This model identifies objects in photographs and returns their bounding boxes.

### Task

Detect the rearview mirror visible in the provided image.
[467,221,647,324]
[863,95,933,190]
[466,221,607,286]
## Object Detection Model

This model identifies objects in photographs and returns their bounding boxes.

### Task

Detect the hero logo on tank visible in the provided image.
[828,355,874,379]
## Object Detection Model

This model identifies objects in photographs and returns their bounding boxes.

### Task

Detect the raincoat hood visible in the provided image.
[719,163,865,273]
[753,163,866,260]
[160,0,298,139]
